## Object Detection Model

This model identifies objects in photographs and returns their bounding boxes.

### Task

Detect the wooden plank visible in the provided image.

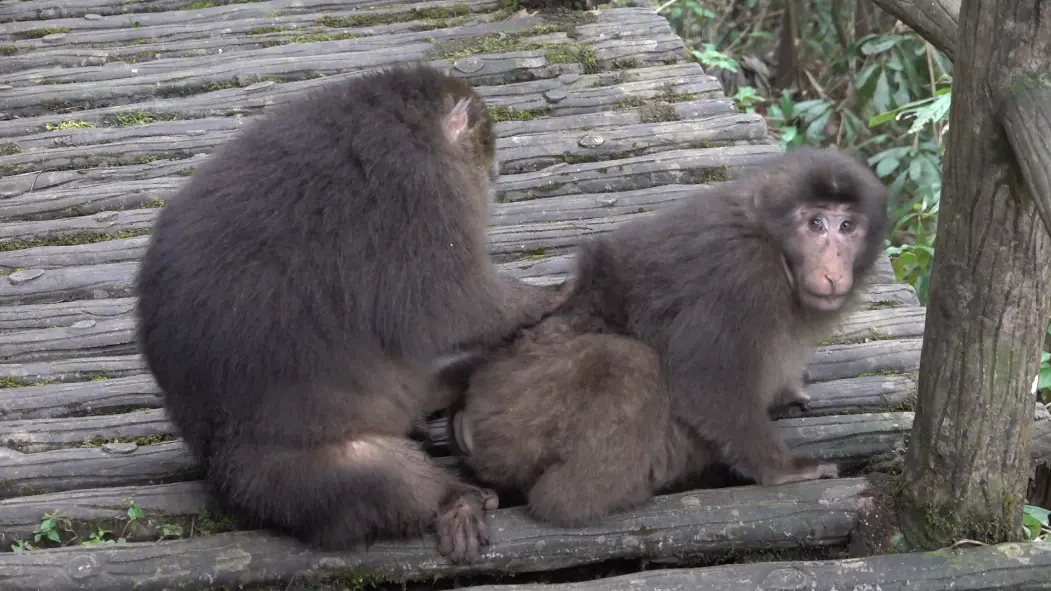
[0,414,912,498]
[0,374,920,454]
[0,62,712,140]
[0,478,875,590]
[0,374,160,421]
[0,356,147,385]
[450,543,1051,591]
[0,440,199,499]
[0,303,920,367]
[0,331,921,420]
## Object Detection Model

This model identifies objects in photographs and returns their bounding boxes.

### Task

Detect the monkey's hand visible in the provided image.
[436,485,499,564]
[762,456,839,486]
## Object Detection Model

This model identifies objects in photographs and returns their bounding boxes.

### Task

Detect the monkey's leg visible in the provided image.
[213,435,498,564]
[526,452,655,527]
[769,385,811,418]
[695,401,838,486]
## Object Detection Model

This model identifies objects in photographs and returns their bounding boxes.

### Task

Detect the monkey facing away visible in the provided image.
[448,147,891,527]
[135,64,561,563]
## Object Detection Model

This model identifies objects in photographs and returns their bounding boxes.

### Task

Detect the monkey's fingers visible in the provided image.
[435,492,492,564]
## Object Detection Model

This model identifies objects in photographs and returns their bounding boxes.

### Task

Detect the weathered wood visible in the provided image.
[898,0,1051,549]
[0,374,160,421]
[1000,86,1051,239]
[0,413,912,499]
[2,7,680,87]
[0,408,170,453]
[0,440,199,499]
[0,16,686,117]
[0,299,134,333]
[806,338,922,382]
[0,374,921,456]
[0,318,137,363]
[0,481,214,550]
[454,542,1051,591]
[0,478,875,590]
[0,0,375,22]
[0,298,918,365]
[0,62,713,139]
[0,330,922,420]
[867,0,960,62]
[0,356,147,385]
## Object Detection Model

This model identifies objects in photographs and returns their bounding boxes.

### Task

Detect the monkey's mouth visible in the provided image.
[800,290,847,311]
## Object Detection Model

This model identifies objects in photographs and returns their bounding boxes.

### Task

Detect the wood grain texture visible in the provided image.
[0,478,875,590]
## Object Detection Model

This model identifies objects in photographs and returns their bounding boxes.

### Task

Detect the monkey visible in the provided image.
[445,147,890,527]
[134,63,564,563]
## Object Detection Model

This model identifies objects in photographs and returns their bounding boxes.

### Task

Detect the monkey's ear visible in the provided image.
[443,98,473,145]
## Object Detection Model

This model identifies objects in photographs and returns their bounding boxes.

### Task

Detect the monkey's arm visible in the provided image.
[662,310,832,486]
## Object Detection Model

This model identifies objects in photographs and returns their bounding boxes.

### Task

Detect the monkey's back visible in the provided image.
[135,65,493,448]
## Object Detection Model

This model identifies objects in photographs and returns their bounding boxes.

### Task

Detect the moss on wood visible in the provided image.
[0,229,151,252]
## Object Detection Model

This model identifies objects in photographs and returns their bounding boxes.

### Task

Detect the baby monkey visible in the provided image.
[448,147,891,526]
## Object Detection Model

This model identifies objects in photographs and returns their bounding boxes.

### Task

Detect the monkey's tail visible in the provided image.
[208,435,460,549]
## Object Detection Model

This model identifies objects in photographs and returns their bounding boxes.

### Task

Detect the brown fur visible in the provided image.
[135,64,561,563]
[449,147,890,526]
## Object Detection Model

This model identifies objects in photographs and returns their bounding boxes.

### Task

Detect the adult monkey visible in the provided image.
[136,64,560,563]
[450,147,890,526]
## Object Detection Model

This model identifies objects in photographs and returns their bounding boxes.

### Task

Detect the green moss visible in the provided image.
[692,139,714,149]
[535,182,564,193]
[195,508,240,535]
[139,198,166,208]
[545,43,599,72]
[614,96,648,110]
[700,164,732,183]
[488,106,551,122]
[871,299,905,309]
[856,369,901,378]
[109,110,175,127]
[561,154,603,165]
[317,3,470,28]
[159,78,243,98]
[246,26,285,35]
[1,142,22,156]
[14,28,71,40]
[518,247,548,260]
[0,46,18,56]
[80,434,174,448]
[185,1,216,8]
[43,119,94,132]
[175,167,197,176]
[638,102,678,123]
[264,31,361,46]
[0,229,151,252]
[321,567,391,591]
[0,377,26,388]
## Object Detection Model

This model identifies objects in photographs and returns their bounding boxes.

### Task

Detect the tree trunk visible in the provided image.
[898,0,1051,550]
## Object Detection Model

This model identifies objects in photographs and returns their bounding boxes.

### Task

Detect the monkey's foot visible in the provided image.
[436,487,499,564]
[770,387,811,418]
[762,458,839,486]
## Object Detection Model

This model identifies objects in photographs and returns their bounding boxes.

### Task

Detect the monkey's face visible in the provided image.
[782,202,869,313]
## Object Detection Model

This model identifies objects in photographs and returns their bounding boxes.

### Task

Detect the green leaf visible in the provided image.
[1039,366,1051,390]
[875,154,900,177]
[860,34,905,56]
[1025,504,1051,527]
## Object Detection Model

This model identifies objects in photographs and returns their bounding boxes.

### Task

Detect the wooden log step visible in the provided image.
[0,414,914,499]
[451,542,1051,591]
[2,6,680,86]
[0,478,876,589]
[0,374,160,421]
[0,373,921,454]
[0,61,712,140]
[0,336,920,419]
[0,356,147,386]
[0,299,921,365]
[2,0,427,23]
[0,11,686,116]
[1,112,765,180]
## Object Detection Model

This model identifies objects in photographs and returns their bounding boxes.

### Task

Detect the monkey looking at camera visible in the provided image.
[448,147,890,527]
[135,64,561,563]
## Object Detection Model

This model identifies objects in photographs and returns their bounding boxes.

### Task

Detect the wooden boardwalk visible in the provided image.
[1,0,1050,589]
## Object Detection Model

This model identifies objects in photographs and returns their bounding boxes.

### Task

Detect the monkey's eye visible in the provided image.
[839,220,856,233]
[807,217,824,232]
